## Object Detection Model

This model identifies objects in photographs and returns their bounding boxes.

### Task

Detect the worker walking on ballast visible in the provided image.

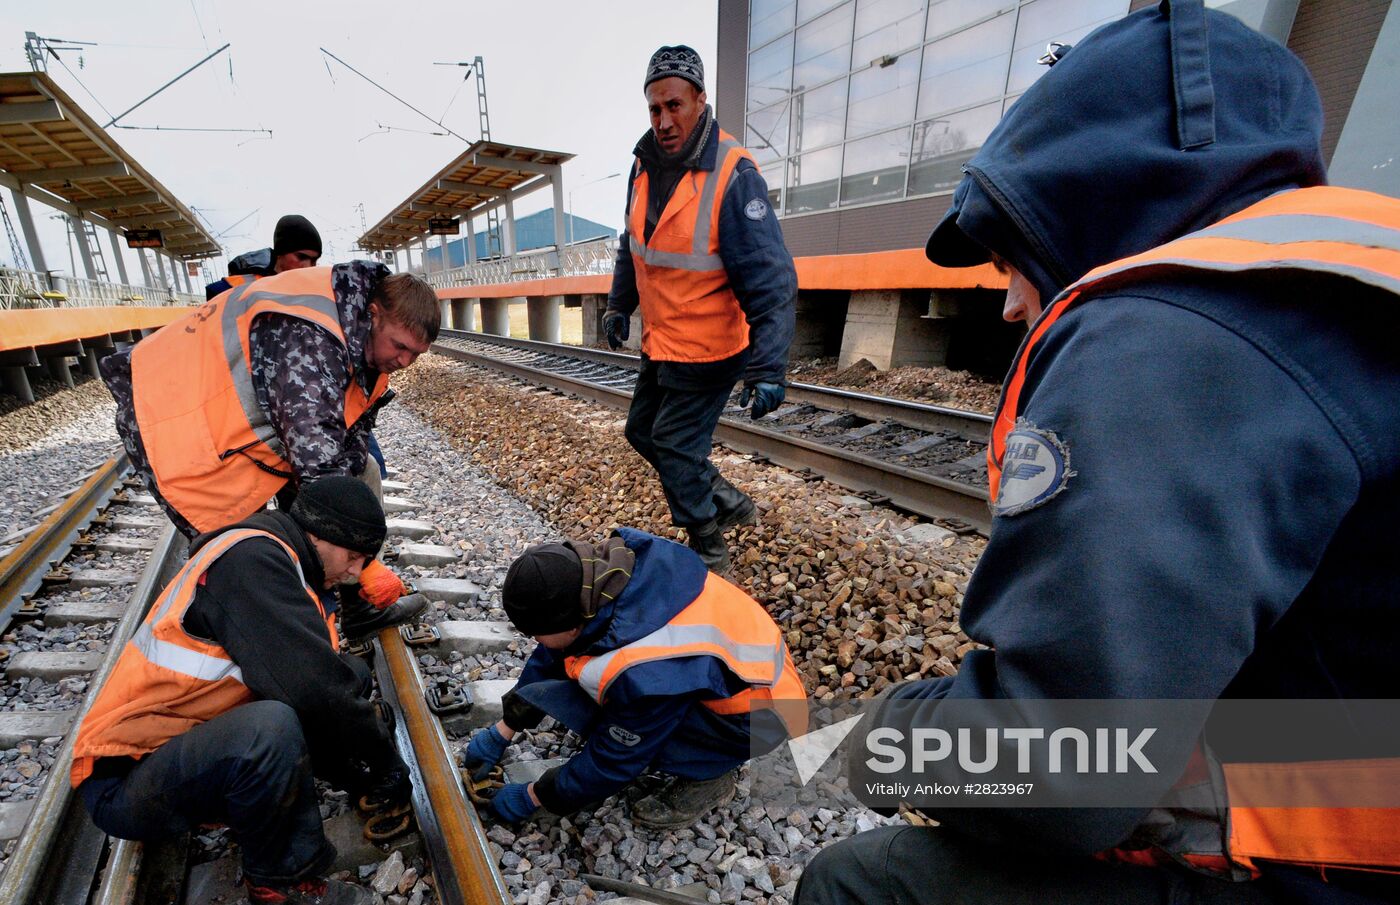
[604,45,797,573]
[462,527,808,828]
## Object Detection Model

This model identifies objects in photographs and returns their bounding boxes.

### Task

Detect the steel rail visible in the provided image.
[431,340,993,534]
[436,329,994,438]
[372,629,510,905]
[0,522,182,904]
[0,455,127,626]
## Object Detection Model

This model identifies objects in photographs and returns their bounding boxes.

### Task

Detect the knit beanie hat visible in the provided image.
[288,476,385,555]
[645,45,704,92]
[502,543,585,636]
[272,214,322,257]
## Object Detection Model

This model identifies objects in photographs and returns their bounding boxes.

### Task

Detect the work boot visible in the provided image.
[245,877,373,905]
[631,771,738,829]
[685,521,731,573]
[711,475,757,531]
[339,589,429,641]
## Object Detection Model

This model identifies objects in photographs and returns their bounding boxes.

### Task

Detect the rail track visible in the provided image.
[433,329,995,535]
[0,462,523,904]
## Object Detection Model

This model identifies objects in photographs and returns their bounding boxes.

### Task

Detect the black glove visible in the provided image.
[361,748,412,812]
[740,381,785,419]
[603,310,629,350]
[502,688,546,733]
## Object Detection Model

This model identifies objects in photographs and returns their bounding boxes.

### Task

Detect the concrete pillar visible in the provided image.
[479,297,512,336]
[580,294,606,346]
[551,173,566,251]
[837,289,951,371]
[9,190,47,272]
[46,355,74,387]
[792,290,849,359]
[626,311,643,352]
[106,229,130,284]
[504,200,517,257]
[526,296,562,343]
[450,298,477,332]
[465,217,477,264]
[154,250,169,291]
[439,297,452,330]
[70,216,97,279]
[1,366,34,402]
[80,347,101,378]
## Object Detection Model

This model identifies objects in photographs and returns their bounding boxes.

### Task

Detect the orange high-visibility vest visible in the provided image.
[564,572,808,737]
[131,267,389,533]
[70,528,336,787]
[225,273,259,289]
[987,185,1400,877]
[628,130,754,363]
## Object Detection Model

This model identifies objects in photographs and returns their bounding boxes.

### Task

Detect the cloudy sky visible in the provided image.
[0,0,717,281]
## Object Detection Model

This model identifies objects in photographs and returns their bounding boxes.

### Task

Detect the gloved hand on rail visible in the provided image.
[462,722,512,781]
[358,559,408,609]
[360,748,413,813]
[487,782,540,824]
[740,381,785,420]
[603,310,629,350]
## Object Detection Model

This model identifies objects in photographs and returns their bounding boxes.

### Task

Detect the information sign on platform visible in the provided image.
[125,229,164,248]
[428,217,460,236]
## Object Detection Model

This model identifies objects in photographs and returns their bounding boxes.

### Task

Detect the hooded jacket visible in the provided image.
[878,3,1400,900]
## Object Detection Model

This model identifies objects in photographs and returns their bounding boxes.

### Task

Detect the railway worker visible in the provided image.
[205,214,323,300]
[461,527,808,828]
[71,476,407,905]
[99,260,438,637]
[796,2,1400,904]
[603,44,797,574]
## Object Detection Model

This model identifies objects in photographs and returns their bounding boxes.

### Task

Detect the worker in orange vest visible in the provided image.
[798,2,1400,904]
[205,214,322,300]
[604,45,797,573]
[462,528,807,828]
[99,262,438,637]
[72,477,406,905]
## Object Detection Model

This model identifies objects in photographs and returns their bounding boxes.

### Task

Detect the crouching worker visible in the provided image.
[463,527,807,828]
[70,477,410,905]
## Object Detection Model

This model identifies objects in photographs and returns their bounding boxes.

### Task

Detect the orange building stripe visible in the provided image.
[435,247,1007,301]
[0,306,189,352]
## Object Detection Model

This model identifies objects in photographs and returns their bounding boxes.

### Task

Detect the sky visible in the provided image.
[0,0,718,283]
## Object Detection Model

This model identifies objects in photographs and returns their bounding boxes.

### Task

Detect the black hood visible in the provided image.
[926,0,1325,303]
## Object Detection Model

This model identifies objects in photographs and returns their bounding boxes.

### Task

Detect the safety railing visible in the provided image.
[425,236,617,290]
[0,268,201,309]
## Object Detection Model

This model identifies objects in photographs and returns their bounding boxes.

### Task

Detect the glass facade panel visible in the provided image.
[752,0,798,49]
[1007,0,1125,93]
[794,3,855,90]
[787,145,844,213]
[799,0,848,24]
[744,0,1130,211]
[847,53,919,138]
[748,33,795,110]
[916,13,1014,119]
[853,0,927,62]
[793,78,848,152]
[926,0,1010,39]
[840,127,911,204]
[907,101,1001,195]
[747,101,792,161]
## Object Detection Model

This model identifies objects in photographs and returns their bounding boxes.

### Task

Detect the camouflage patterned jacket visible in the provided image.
[101,261,390,536]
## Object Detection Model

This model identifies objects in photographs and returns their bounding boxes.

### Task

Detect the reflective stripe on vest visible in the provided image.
[131,266,390,532]
[564,572,808,736]
[627,131,754,363]
[987,186,1400,502]
[70,528,334,787]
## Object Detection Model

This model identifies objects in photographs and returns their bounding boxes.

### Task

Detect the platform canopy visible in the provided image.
[358,140,574,252]
[0,71,220,259]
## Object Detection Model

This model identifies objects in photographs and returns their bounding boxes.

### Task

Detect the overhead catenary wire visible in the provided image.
[320,47,470,143]
[102,43,231,128]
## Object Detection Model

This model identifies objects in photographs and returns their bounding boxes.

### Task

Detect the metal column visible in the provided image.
[106,229,130,284]
[70,216,97,279]
[138,248,154,288]
[551,173,566,251]
[154,249,168,289]
[10,190,47,272]
[466,216,477,264]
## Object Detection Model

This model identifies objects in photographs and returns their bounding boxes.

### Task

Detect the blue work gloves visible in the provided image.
[603,310,629,350]
[740,381,785,419]
[488,782,539,824]
[461,725,510,780]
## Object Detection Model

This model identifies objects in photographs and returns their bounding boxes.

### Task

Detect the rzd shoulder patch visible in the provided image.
[744,198,769,221]
[608,724,642,747]
[992,421,1073,517]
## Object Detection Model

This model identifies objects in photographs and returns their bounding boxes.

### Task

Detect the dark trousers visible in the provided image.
[794,826,1287,905]
[624,361,733,528]
[515,679,788,780]
[79,700,331,886]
